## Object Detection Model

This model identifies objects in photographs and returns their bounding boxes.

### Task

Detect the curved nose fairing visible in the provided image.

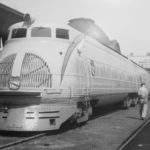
[0,53,52,90]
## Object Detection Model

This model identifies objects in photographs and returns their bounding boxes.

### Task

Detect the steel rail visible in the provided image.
[0,132,46,150]
[117,116,150,150]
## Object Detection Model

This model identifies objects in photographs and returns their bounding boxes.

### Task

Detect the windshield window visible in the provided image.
[11,28,27,38]
[56,28,69,39]
[31,27,51,37]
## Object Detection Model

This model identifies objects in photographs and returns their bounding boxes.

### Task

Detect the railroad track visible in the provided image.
[0,132,46,150]
[117,116,150,150]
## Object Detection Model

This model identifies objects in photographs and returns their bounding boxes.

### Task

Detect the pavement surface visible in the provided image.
[122,112,150,150]
[9,103,150,150]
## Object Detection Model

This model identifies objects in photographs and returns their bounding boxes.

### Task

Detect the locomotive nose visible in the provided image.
[0,53,52,90]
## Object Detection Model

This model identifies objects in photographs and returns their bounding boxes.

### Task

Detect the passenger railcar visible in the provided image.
[0,20,150,131]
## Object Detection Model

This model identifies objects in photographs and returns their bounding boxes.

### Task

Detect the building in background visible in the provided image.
[128,53,150,73]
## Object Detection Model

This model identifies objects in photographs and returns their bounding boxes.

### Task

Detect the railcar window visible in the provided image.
[11,28,27,38]
[56,28,69,39]
[31,27,51,37]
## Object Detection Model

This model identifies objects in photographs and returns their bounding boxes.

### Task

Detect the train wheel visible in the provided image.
[132,97,139,107]
[123,97,132,109]
[87,105,93,117]
[76,110,89,124]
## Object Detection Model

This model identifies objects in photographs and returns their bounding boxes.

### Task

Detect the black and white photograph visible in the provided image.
[0,0,150,149]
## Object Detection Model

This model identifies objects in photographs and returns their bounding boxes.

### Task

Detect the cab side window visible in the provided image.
[56,28,69,39]
[11,28,27,38]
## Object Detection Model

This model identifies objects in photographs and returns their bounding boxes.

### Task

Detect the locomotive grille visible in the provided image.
[20,53,52,89]
[0,54,16,89]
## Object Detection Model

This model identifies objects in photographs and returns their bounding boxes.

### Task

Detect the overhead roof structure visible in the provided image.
[0,3,25,41]
[0,3,121,53]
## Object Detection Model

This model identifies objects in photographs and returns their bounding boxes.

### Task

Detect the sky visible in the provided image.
[0,0,150,56]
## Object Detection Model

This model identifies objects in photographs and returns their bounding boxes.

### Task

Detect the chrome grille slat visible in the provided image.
[20,53,52,89]
[0,54,16,89]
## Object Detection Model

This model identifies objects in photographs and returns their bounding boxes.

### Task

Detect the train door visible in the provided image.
[81,58,91,96]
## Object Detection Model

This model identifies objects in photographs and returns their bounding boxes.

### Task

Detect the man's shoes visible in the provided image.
[141,117,145,120]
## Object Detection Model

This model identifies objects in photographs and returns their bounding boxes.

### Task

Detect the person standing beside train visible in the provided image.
[138,83,149,120]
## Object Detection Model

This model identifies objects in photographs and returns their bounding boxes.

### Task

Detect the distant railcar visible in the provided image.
[0,20,149,131]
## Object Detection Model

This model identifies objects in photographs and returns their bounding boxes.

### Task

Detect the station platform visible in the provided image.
[87,104,150,150]
[63,104,150,150]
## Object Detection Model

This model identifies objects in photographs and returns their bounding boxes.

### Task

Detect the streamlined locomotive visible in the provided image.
[0,19,149,131]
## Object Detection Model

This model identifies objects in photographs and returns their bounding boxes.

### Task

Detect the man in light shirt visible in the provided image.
[138,83,149,120]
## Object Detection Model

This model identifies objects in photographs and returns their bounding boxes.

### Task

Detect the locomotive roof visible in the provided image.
[8,20,148,73]
[8,21,71,30]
